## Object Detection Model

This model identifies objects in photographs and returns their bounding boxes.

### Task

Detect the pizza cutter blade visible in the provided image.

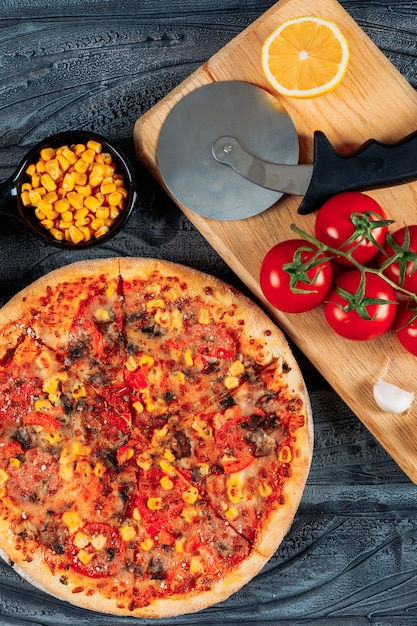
[158,81,417,219]
[157,81,299,220]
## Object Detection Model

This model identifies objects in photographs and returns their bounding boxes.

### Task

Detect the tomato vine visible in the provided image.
[290,223,417,318]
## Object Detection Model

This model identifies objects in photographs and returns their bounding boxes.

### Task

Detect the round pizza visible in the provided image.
[0,257,313,618]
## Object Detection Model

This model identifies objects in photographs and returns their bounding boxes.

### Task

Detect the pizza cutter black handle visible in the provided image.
[298,130,417,214]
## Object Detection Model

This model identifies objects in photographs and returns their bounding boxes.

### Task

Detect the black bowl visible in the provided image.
[0,130,137,249]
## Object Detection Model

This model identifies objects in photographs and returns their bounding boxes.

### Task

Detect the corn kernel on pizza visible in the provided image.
[0,258,313,618]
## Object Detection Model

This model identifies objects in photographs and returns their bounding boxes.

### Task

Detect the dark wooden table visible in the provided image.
[1,1,417,624]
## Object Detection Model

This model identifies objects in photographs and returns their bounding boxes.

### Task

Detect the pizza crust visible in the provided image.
[0,257,120,322]
[0,257,313,618]
[0,537,268,618]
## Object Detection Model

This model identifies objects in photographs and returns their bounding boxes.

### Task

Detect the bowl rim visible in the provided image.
[14,130,137,250]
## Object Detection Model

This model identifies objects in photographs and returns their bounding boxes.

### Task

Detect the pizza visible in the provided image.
[0,257,313,618]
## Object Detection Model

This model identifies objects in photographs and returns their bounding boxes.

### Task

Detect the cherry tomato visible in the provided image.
[260,239,333,313]
[378,225,417,294]
[314,192,390,266]
[394,299,417,356]
[323,270,397,340]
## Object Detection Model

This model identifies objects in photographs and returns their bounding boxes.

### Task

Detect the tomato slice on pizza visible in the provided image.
[68,522,126,578]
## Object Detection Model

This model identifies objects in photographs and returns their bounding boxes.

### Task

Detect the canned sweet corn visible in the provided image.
[20,139,128,245]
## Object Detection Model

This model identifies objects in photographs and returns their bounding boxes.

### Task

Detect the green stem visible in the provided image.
[290,223,417,304]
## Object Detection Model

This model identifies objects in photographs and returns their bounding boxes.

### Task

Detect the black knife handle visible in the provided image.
[298,130,417,214]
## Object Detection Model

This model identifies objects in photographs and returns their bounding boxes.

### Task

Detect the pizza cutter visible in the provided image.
[157,81,417,220]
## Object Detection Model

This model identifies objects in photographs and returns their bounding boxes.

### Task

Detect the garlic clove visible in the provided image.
[373,379,414,414]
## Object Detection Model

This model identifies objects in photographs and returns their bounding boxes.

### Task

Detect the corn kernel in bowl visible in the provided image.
[17,132,136,249]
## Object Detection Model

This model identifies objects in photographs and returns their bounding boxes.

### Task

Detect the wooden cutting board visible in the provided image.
[133,0,417,482]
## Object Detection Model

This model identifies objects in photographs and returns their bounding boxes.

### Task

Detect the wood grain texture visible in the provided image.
[133,0,417,482]
[1,1,417,624]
